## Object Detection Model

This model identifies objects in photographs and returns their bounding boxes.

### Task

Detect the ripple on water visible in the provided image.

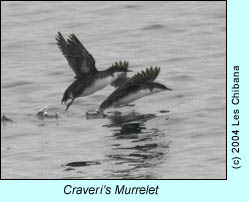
[123,4,141,9]
[141,24,165,30]
[1,81,33,89]
[1,115,14,122]
[63,161,101,169]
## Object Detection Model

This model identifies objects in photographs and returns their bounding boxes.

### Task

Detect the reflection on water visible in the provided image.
[63,160,101,172]
[103,111,170,179]
[103,111,155,136]
[62,110,170,179]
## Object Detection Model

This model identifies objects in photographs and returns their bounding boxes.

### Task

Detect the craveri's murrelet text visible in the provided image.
[64,185,159,195]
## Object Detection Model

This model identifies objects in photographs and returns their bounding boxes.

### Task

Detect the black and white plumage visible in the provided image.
[99,66,172,111]
[55,32,131,111]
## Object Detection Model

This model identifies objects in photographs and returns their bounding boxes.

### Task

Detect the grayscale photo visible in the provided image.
[1,1,226,179]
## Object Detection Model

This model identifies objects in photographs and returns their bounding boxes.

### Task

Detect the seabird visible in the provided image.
[99,66,172,112]
[55,32,131,111]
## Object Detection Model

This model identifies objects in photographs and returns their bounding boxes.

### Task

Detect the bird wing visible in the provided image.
[128,66,160,83]
[110,61,130,88]
[56,32,98,78]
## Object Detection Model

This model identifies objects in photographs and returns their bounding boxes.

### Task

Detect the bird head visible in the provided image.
[150,82,172,93]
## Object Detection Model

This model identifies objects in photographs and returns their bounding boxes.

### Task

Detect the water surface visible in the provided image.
[1,1,226,179]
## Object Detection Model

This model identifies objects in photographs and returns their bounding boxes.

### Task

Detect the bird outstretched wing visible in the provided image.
[110,61,130,88]
[56,32,98,78]
[128,66,160,83]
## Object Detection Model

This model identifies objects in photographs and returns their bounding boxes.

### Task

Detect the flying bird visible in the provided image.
[99,66,172,112]
[56,32,131,111]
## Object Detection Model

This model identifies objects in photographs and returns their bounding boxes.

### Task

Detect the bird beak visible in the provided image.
[166,87,172,91]
[127,70,133,72]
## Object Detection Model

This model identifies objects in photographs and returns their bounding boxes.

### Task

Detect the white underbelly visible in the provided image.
[114,89,152,106]
[81,76,115,96]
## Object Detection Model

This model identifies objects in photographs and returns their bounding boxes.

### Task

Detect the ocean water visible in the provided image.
[1,1,226,179]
